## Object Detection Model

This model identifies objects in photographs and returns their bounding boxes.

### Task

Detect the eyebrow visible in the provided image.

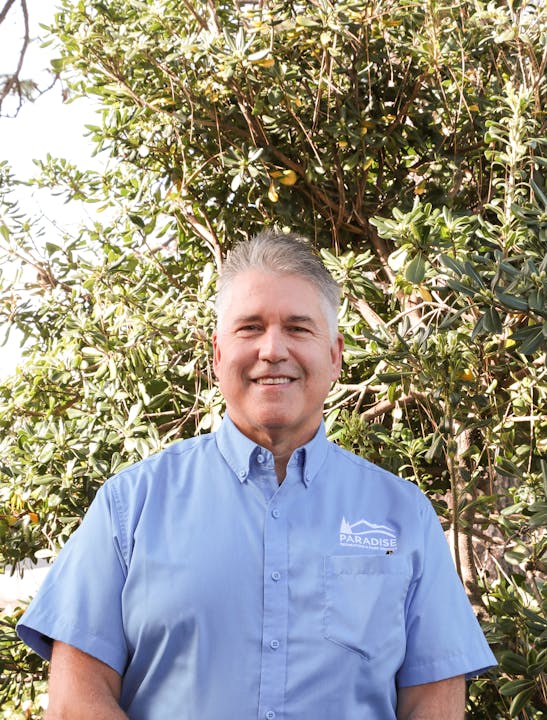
[233,314,262,324]
[286,314,317,326]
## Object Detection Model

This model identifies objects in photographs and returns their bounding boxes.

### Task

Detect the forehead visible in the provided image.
[223,270,326,319]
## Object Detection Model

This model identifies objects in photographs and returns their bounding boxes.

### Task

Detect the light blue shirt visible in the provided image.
[17,416,496,719]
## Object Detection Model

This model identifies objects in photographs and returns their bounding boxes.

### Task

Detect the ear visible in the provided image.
[212,331,221,377]
[330,332,344,381]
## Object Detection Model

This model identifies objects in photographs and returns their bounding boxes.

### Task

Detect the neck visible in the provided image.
[273,452,290,484]
[255,429,311,483]
[243,426,302,482]
[257,432,294,483]
[226,414,320,482]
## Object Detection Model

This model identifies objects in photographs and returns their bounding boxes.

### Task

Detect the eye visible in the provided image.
[237,324,262,334]
[288,325,310,334]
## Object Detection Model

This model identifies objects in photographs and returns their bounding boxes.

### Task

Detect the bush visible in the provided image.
[1,1,545,716]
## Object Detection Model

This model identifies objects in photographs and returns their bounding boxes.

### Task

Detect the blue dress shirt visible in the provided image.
[17,415,496,719]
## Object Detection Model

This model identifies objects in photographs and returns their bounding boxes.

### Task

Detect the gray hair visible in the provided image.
[215,230,341,337]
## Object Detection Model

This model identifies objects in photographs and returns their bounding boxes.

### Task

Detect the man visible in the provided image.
[17,231,496,719]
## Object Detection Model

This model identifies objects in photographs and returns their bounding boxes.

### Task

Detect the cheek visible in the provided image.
[215,349,249,380]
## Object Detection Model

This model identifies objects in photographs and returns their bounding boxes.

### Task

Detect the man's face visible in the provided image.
[213,270,343,450]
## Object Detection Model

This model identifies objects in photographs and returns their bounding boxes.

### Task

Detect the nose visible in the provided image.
[258,326,289,363]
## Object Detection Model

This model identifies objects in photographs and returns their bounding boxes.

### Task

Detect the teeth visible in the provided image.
[256,377,292,385]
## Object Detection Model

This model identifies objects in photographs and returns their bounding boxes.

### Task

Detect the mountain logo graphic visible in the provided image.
[339,516,398,551]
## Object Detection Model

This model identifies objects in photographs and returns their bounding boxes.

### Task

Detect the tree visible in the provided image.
[1,1,545,716]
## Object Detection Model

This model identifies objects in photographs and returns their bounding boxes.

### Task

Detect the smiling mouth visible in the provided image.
[254,377,294,385]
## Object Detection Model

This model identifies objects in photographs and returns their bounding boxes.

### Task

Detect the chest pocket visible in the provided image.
[323,554,411,661]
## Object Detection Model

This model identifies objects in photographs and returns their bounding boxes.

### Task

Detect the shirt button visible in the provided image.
[271,508,280,518]
[271,571,281,581]
[238,470,246,479]
[265,712,276,720]
[257,453,265,464]
[270,639,280,649]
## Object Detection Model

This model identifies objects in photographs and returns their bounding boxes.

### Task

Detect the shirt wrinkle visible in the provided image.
[109,482,130,571]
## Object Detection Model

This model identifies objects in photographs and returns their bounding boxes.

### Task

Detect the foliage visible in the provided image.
[0,606,47,718]
[0,0,546,717]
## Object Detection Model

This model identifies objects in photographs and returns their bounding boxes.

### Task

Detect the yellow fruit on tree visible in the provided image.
[268,183,279,202]
[279,169,297,186]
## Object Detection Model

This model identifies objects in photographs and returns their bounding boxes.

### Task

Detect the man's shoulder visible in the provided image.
[326,441,425,499]
[326,440,397,478]
[107,431,218,488]
[156,431,216,461]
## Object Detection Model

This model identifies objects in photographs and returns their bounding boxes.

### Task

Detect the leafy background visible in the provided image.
[0,1,545,717]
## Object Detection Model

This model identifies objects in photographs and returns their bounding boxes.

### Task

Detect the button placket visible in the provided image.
[257,498,288,720]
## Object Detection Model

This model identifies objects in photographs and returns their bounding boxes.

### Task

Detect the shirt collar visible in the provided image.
[215,414,329,487]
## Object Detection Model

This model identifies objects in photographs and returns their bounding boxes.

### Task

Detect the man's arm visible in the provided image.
[46,641,128,720]
[396,675,465,720]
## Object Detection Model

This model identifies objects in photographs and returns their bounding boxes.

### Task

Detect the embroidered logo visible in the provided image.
[339,516,398,551]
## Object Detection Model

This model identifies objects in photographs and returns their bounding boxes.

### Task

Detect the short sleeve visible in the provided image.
[16,483,129,675]
[397,496,497,686]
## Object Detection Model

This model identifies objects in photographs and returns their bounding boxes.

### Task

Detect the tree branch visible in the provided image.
[360,391,427,421]
[0,0,30,116]
[0,0,17,23]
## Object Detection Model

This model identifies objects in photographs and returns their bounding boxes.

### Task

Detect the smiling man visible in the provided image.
[213,267,343,480]
[17,231,496,719]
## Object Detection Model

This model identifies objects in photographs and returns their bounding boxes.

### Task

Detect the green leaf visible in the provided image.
[511,324,546,355]
[496,457,521,478]
[50,57,69,73]
[463,261,485,288]
[439,254,465,277]
[494,290,528,312]
[446,278,475,297]
[128,214,145,228]
[247,49,271,62]
[387,382,400,402]
[375,372,413,383]
[405,253,426,284]
[528,502,547,528]
[509,688,535,717]
[531,176,547,208]
[500,679,535,697]
[127,401,143,426]
[425,432,443,462]
[500,651,528,674]
[438,306,469,330]
[296,16,321,27]
[482,307,503,334]
[528,289,546,314]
